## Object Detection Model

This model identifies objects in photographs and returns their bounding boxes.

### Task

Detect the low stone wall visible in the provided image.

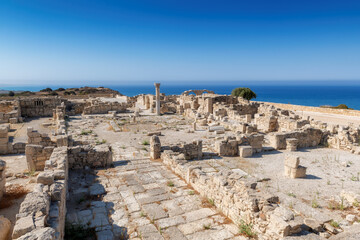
[160,150,300,239]
[214,134,264,156]
[67,145,113,169]
[0,100,21,124]
[259,101,360,117]
[0,125,26,155]
[268,127,323,150]
[26,145,55,171]
[12,147,68,240]
[26,128,57,171]
[83,100,127,114]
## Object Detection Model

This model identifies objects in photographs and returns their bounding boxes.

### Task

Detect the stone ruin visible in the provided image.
[0,85,359,239]
[284,154,307,179]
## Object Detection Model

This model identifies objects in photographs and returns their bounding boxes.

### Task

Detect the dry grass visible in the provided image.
[0,184,29,209]
[107,124,114,131]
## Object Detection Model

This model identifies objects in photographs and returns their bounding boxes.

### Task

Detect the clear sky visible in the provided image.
[0,0,360,86]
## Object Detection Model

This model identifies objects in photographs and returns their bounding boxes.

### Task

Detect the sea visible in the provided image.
[3,84,360,110]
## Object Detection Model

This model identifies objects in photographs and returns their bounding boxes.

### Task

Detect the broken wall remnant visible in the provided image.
[286,138,298,151]
[67,145,113,169]
[0,100,22,124]
[12,147,68,240]
[160,150,299,239]
[284,154,307,178]
[150,135,161,160]
[268,127,323,150]
[82,99,127,115]
[25,127,57,171]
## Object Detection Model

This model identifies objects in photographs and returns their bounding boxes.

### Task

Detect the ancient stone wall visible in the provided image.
[0,100,21,124]
[12,147,68,240]
[53,103,66,135]
[26,128,57,171]
[160,149,299,239]
[67,145,113,169]
[19,97,64,117]
[268,127,323,150]
[0,124,26,155]
[82,99,127,114]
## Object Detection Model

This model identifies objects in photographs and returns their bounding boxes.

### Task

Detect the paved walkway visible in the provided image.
[67,143,244,240]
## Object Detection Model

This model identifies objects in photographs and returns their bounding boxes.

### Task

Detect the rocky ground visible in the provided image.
[64,111,360,239]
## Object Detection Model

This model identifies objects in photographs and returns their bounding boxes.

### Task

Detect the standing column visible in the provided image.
[154,83,161,115]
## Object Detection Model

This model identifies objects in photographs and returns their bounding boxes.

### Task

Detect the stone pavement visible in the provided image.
[67,143,245,240]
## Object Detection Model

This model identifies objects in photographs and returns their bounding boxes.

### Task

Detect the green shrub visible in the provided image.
[40,87,53,92]
[231,87,257,101]
[239,220,256,238]
[8,91,15,96]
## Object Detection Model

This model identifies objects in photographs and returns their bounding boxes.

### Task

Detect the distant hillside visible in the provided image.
[0,86,123,98]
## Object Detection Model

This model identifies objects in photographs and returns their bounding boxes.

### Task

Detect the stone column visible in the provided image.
[150,136,161,160]
[154,83,161,115]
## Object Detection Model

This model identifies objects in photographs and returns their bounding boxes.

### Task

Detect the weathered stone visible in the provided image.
[0,216,11,240]
[37,172,54,185]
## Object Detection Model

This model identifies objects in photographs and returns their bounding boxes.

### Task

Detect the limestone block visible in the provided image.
[208,126,224,132]
[147,131,161,136]
[150,136,161,160]
[293,166,307,178]
[9,118,17,124]
[0,216,10,240]
[0,127,7,135]
[238,146,253,158]
[286,138,298,151]
[284,155,299,168]
[12,216,35,239]
[37,172,55,185]
[17,227,56,240]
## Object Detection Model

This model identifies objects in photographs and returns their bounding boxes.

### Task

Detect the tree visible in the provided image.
[231,87,257,101]
[8,91,15,96]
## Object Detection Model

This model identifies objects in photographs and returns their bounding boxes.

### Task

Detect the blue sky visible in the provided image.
[0,0,360,86]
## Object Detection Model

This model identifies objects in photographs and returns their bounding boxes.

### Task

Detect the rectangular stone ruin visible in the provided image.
[268,127,323,150]
[67,145,113,169]
[238,145,253,157]
[284,154,307,178]
[286,138,298,151]
[12,147,68,240]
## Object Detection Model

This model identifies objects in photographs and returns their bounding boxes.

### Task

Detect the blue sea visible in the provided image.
[3,85,360,110]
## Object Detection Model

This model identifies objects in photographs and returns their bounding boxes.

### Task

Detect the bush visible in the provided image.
[40,87,53,92]
[48,91,58,96]
[231,87,257,101]
[8,91,15,96]
[239,220,257,237]
[320,104,353,110]
[56,88,65,91]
